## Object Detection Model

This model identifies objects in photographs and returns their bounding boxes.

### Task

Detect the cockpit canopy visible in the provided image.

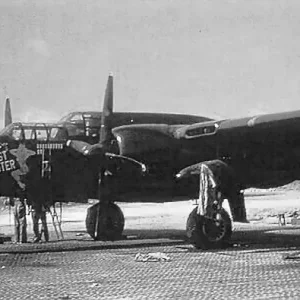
[59,112,101,124]
[0,122,68,142]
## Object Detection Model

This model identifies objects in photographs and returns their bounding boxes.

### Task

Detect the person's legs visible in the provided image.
[41,212,49,242]
[19,215,27,243]
[18,201,27,243]
[13,206,20,243]
[32,210,40,242]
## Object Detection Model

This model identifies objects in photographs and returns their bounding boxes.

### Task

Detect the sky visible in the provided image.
[0,0,300,124]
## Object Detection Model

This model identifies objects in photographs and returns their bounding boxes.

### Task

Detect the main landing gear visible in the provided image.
[85,200,233,247]
[186,207,232,249]
[86,201,125,241]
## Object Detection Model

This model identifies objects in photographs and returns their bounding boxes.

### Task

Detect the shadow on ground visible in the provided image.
[1,224,300,254]
[230,225,300,249]
[124,224,300,249]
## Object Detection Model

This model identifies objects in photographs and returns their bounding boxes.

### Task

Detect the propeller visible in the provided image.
[67,73,113,155]
[66,140,104,156]
[66,140,146,171]
[99,72,113,148]
[67,73,147,172]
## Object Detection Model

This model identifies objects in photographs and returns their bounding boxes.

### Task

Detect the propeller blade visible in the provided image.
[66,140,104,156]
[105,152,147,173]
[5,97,12,127]
[66,140,93,155]
[99,73,114,147]
[67,141,147,176]
[86,144,105,156]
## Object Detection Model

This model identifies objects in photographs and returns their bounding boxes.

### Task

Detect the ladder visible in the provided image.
[40,146,52,179]
[39,145,64,240]
[48,204,64,240]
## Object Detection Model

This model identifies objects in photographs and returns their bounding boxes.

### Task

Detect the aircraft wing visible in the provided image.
[175,109,300,140]
[112,109,300,159]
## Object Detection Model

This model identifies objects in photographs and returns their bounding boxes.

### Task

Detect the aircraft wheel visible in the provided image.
[86,202,125,241]
[186,207,232,249]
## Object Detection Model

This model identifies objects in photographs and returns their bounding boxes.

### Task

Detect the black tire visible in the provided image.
[186,207,232,249]
[86,203,98,239]
[86,202,125,241]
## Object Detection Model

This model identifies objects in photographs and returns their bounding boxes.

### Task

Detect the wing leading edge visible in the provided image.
[175,109,300,140]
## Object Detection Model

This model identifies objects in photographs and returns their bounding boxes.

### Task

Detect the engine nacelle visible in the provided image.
[112,124,178,161]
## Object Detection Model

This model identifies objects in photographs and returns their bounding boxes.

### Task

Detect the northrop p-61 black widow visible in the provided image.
[0,74,299,248]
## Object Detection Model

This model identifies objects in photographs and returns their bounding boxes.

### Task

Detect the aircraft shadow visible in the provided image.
[123,229,187,241]
[227,225,300,251]
[124,225,300,252]
[65,225,300,252]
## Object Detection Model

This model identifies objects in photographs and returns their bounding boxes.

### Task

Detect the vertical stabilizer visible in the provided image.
[99,73,114,146]
[5,97,12,127]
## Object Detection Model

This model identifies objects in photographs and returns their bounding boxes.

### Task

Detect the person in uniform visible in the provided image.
[31,199,49,243]
[9,197,27,243]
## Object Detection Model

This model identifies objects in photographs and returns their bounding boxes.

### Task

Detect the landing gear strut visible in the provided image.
[86,201,125,241]
[186,207,232,249]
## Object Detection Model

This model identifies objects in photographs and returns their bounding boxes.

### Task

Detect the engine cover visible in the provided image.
[112,124,178,159]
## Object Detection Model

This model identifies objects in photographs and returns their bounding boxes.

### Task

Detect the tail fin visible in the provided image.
[5,97,12,127]
[99,73,113,145]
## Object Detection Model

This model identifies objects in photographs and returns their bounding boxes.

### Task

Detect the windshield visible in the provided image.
[0,123,68,141]
[59,112,84,123]
[58,113,73,122]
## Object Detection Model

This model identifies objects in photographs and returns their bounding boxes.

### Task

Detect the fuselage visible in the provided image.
[57,111,212,141]
[0,111,212,203]
[0,109,299,205]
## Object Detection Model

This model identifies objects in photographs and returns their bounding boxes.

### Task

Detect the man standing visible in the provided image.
[11,197,27,243]
[31,200,49,243]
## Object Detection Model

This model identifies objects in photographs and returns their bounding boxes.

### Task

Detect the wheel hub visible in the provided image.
[202,218,226,242]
